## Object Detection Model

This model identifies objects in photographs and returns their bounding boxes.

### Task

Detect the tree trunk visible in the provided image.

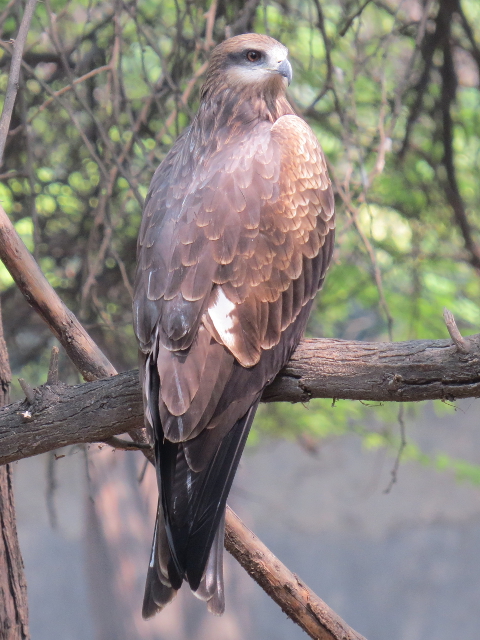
[0,302,29,640]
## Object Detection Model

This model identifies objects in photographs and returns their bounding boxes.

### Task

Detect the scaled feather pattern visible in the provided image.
[133,33,335,618]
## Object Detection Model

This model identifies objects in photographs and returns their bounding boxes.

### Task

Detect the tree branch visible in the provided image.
[0,0,38,166]
[0,205,116,382]
[224,509,366,640]
[1,329,480,466]
[439,0,480,272]
[264,333,480,403]
[0,202,367,639]
[0,303,29,640]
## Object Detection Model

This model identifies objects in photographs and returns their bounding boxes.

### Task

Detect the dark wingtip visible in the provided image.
[142,565,177,619]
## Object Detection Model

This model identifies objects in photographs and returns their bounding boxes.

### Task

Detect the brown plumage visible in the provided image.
[133,33,335,617]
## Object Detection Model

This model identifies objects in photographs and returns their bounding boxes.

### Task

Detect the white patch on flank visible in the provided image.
[208,288,237,350]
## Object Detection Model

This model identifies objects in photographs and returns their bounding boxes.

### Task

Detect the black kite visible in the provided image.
[133,33,335,617]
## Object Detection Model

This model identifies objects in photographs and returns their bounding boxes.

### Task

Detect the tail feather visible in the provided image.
[143,501,227,618]
[144,361,259,610]
[183,403,258,591]
[142,510,177,619]
[194,510,226,615]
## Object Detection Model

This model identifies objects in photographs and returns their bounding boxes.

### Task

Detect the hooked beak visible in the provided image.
[277,58,292,85]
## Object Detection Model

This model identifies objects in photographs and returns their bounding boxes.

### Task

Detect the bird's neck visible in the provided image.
[194,82,294,140]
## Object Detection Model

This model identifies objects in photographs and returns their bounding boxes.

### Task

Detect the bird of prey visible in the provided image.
[133,33,335,617]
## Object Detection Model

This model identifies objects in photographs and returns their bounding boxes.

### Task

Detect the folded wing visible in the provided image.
[134,114,335,616]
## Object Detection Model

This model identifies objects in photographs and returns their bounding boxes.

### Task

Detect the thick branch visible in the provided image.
[264,334,480,403]
[1,332,480,466]
[0,202,367,639]
[0,304,29,639]
[0,372,143,465]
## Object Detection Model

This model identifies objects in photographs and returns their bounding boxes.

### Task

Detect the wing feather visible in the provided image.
[134,111,335,607]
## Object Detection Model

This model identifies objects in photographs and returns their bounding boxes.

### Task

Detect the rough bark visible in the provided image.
[224,508,366,640]
[0,303,29,640]
[0,372,143,466]
[263,334,480,403]
[3,173,479,640]
[1,332,479,467]
[0,205,115,382]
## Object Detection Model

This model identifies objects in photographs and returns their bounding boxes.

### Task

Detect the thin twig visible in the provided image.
[102,436,152,452]
[1,50,111,181]
[338,0,373,37]
[384,405,407,494]
[0,0,38,166]
[18,377,35,404]
[0,0,20,33]
[204,0,218,50]
[443,308,470,354]
[27,64,111,124]
[46,346,59,385]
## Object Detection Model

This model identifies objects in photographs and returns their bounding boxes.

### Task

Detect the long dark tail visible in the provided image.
[142,402,259,618]
[142,500,176,618]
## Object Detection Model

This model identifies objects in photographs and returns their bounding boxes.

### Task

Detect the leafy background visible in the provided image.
[1,0,480,480]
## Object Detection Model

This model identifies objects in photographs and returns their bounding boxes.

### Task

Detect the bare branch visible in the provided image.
[439,9,480,273]
[0,0,38,166]
[27,64,111,124]
[443,308,470,354]
[224,507,367,640]
[0,0,20,34]
[227,0,260,36]
[0,372,143,465]
[2,329,480,467]
[0,205,116,382]
[46,346,59,386]
[264,334,480,404]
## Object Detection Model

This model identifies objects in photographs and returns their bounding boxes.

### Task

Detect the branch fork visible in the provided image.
[0,198,368,640]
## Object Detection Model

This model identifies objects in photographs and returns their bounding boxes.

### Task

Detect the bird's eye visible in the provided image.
[246,50,261,62]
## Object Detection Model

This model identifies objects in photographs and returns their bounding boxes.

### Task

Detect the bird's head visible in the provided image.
[202,34,292,99]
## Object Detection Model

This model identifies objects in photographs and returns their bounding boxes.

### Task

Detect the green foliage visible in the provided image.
[1,0,480,480]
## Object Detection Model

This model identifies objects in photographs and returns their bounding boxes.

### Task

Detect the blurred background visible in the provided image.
[12,398,480,640]
[2,0,480,637]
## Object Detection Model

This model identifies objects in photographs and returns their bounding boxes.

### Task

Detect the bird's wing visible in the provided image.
[205,114,335,367]
[134,114,335,607]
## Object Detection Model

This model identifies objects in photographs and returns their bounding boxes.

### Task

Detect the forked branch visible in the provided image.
[0,202,366,640]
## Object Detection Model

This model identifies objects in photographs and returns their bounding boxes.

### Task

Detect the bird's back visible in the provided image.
[133,33,335,618]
